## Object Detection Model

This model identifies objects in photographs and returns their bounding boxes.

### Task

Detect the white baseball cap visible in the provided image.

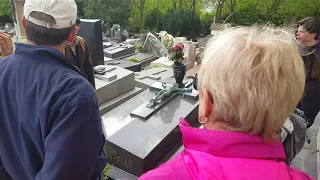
[24,0,77,29]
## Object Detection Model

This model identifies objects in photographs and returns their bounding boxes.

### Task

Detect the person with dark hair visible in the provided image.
[0,0,106,180]
[63,19,96,88]
[297,17,320,46]
[296,17,320,128]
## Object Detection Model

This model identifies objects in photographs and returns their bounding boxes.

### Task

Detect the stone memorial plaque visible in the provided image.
[105,60,142,72]
[135,68,174,90]
[102,77,199,177]
[78,19,104,66]
[104,43,136,59]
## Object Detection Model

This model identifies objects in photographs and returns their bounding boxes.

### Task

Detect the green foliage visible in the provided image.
[75,0,85,18]
[145,64,172,70]
[221,0,320,26]
[0,0,12,24]
[128,58,139,62]
[145,8,164,31]
[164,8,201,40]
[230,4,264,26]
[200,12,215,35]
[102,164,112,179]
[0,0,10,16]
[84,0,133,27]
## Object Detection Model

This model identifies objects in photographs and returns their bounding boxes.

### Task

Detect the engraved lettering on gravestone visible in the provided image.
[147,83,192,108]
[105,145,133,169]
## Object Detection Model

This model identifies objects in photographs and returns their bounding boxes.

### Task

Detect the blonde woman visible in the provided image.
[139,27,314,180]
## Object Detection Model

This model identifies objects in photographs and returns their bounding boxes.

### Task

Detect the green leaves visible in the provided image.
[0,0,10,16]
[82,0,133,27]
[102,164,112,179]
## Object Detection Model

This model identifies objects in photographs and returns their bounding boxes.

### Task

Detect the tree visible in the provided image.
[131,0,147,32]
[75,0,85,18]
[0,0,12,24]
[224,0,242,22]
[84,0,133,27]
[216,0,226,23]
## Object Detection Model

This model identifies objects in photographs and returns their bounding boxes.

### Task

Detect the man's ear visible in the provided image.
[311,33,317,39]
[66,26,79,44]
[22,15,26,29]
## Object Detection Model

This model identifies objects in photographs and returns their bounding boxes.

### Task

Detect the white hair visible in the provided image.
[198,26,305,140]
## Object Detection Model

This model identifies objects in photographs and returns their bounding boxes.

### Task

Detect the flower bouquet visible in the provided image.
[169,43,186,87]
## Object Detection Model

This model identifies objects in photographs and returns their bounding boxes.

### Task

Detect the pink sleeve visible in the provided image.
[287,167,316,180]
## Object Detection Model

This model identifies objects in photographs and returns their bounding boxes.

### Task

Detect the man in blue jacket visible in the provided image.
[0,0,106,179]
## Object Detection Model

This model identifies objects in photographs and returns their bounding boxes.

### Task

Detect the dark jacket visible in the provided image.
[298,42,320,128]
[0,43,106,180]
[64,36,96,88]
[282,109,308,165]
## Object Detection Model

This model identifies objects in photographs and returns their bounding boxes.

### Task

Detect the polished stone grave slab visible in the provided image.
[135,67,173,90]
[105,60,142,72]
[101,78,199,177]
[104,43,136,59]
[130,81,198,119]
[95,65,135,105]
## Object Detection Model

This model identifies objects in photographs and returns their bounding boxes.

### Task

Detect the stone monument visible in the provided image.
[102,77,199,177]
[104,43,136,59]
[94,65,143,115]
[135,67,173,90]
[78,19,104,66]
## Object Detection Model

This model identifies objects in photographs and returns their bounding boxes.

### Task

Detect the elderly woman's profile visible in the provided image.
[139,27,315,180]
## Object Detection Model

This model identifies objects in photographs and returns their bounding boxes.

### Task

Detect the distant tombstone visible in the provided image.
[123,30,129,39]
[117,28,122,43]
[111,24,122,43]
[110,28,114,41]
[78,19,104,66]
[5,23,13,29]
[105,23,111,37]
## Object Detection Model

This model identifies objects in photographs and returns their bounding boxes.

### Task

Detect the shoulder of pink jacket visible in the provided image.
[139,153,192,180]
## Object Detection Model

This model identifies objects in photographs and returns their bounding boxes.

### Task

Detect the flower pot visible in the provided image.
[173,62,186,88]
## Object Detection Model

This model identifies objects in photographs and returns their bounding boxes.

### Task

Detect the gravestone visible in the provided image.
[102,77,199,177]
[104,43,136,59]
[135,67,173,89]
[150,57,174,68]
[103,42,112,49]
[105,22,111,37]
[185,42,196,70]
[78,19,104,66]
[95,65,142,115]
[110,24,122,42]
[105,60,142,72]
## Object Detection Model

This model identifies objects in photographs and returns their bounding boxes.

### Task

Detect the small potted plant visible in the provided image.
[169,43,186,87]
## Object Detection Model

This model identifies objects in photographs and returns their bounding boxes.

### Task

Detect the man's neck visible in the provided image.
[305,39,318,47]
[26,40,64,53]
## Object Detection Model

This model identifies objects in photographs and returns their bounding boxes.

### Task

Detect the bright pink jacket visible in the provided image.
[139,119,315,180]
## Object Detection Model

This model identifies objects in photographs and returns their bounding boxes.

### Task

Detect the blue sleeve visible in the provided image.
[35,103,106,180]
